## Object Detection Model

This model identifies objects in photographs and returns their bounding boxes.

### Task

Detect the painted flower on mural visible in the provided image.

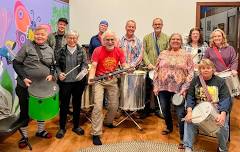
[0,0,68,119]
[14,0,52,47]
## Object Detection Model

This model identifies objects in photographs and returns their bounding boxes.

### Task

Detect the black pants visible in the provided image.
[59,80,86,129]
[15,84,30,127]
[143,73,159,113]
[158,91,185,140]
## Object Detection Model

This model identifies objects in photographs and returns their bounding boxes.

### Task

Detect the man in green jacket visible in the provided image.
[142,18,168,118]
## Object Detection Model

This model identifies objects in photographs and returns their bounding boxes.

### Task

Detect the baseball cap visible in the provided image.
[58,18,68,24]
[99,20,108,26]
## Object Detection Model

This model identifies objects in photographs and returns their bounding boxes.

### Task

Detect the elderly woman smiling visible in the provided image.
[153,33,194,149]
[55,30,88,139]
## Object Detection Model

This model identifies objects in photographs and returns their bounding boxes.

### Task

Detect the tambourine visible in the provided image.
[172,93,185,106]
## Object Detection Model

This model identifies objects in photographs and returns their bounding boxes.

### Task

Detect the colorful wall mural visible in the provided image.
[0,0,69,119]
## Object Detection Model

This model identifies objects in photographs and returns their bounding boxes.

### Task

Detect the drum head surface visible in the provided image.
[133,70,146,75]
[28,79,59,98]
[149,70,154,80]
[217,71,232,78]
[172,93,184,106]
[192,102,212,124]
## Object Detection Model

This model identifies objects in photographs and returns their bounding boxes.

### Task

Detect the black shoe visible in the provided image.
[18,137,29,149]
[104,123,116,128]
[92,135,102,145]
[161,129,173,135]
[72,127,84,135]
[56,129,66,139]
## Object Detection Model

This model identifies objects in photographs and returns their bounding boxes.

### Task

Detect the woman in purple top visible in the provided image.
[204,29,238,75]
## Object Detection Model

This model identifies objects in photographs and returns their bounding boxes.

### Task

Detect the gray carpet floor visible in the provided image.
[78,141,205,152]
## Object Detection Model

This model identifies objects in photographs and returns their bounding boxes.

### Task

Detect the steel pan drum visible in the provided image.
[119,70,146,111]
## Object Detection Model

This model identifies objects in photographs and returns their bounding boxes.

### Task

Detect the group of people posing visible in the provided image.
[12,17,237,152]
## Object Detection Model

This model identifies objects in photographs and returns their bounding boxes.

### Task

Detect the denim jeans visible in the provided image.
[158,91,185,140]
[184,114,229,152]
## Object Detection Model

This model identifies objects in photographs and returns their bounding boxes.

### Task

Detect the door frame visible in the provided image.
[196,2,240,75]
[196,2,240,27]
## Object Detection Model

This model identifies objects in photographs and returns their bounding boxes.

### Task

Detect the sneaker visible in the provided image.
[104,123,116,128]
[178,143,185,149]
[92,135,102,145]
[56,129,66,139]
[72,127,84,135]
[35,130,52,139]
[161,129,173,135]
[18,137,29,149]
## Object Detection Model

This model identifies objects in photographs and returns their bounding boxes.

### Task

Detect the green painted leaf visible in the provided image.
[0,69,13,94]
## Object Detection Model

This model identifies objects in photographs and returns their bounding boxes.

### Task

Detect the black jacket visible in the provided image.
[56,44,88,74]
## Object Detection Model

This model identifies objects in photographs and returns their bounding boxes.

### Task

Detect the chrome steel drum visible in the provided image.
[81,64,93,109]
[81,85,94,109]
[28,80,59,121]
[217,71,240,97]
[192,102,220,136]
[119,70,146,111]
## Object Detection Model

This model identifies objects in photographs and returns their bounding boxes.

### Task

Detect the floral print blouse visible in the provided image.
[153,49,194,94]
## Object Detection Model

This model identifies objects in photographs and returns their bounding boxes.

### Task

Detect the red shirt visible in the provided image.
[92,46,126,76]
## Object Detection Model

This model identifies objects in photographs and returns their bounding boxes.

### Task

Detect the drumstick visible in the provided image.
[156,96,163,116]
[181,115,201,121]
[65,64,80,76]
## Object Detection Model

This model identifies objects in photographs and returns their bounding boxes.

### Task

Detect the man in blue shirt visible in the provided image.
[88,20,108,56]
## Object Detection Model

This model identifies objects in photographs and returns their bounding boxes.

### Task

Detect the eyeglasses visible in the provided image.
[153,23,163,26]
[67,37,77,40]
[105,38,115,41]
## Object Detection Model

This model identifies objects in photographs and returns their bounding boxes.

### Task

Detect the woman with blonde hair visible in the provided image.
[204,28,238,75]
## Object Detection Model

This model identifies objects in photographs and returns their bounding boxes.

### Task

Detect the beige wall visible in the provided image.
[70,0,239,44]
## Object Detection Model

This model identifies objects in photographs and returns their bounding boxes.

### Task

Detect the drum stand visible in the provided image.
[115,110,143,131]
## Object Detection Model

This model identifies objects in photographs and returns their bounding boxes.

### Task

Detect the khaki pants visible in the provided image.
[91,78,119,135]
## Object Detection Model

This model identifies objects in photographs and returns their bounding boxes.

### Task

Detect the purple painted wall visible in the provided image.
[0,0,69,114]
